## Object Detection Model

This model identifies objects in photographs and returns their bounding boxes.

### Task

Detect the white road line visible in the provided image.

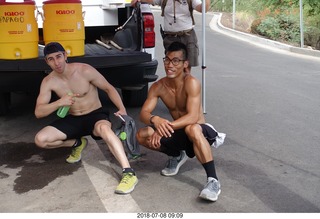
[82,138,141,213]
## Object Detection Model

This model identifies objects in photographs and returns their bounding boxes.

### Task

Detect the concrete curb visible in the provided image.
[210,12,320,58]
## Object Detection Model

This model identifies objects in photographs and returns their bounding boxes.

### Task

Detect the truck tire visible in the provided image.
[122,84,148,107]
[0,92,11,116]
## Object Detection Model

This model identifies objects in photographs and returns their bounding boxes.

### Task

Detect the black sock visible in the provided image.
[122,168,135,175]
[202,160,218,180]
[72,138,82,147]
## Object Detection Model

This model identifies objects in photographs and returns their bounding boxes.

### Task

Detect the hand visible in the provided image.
[59,93,79,107]
[149,131,162,149]
[153,116,174,138]
[114,110,127,117]
[130,0,140,7]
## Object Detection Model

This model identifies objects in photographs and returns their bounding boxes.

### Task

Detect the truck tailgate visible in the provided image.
[0,44,152,72]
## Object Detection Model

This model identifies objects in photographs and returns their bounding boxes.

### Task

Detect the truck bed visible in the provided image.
[0,43,152,72]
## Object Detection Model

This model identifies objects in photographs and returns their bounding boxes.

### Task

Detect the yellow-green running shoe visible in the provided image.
[115,172,138,194]
[66,138,88,163]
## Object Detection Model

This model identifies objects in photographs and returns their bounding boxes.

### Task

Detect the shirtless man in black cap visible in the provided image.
[34,42,138,194]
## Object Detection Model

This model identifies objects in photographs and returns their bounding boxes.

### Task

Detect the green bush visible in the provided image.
[256,14,301,45]
[305,26,320,48]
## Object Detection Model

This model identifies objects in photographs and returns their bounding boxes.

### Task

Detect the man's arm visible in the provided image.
[34,77,66,118]
[140,81,175,138]
[194,0,211,13]
[139,83,159,125]
[131,0,154,6]
[89,66,127,115]
[103,84,127,116]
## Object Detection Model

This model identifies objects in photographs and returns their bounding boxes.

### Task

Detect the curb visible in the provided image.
[210,12,320,58]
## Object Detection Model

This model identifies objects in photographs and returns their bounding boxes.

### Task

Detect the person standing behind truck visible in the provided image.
[131,0,212,74]
[34,42,138,194]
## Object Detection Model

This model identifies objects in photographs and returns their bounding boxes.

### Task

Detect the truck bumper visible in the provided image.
[98,59,158,89]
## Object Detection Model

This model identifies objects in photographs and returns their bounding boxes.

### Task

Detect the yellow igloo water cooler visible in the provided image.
[0,0,39,59]
[42,0,85,57]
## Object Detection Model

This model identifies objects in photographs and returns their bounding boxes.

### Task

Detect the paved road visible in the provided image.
[1,9,320,215]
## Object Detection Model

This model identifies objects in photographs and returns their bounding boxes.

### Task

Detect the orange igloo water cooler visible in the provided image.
[0,0,39,59]
[42,0,85,57]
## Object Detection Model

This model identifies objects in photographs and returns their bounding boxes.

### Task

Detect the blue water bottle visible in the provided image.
[57,92,72,118]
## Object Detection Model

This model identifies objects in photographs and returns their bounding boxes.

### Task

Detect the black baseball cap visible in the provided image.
[43,42,65,57]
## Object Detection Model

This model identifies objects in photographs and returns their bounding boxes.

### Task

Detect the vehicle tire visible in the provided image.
[0,92,11,116]
[122,84,148,107]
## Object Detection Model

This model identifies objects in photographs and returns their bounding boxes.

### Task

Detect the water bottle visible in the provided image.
[57,105,70,118]
[57,92,72,118]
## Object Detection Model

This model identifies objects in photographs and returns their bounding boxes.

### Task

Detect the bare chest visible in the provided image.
[161,89,187,112]
[54,77,91,97]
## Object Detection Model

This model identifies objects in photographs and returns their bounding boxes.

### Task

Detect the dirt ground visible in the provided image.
[219,12,297,47]
[220,12,253,33]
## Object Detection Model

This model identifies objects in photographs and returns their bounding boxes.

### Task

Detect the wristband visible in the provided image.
[149,115,156,125]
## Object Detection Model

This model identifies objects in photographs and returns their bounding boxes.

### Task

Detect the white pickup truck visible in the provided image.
[0,0,158,115]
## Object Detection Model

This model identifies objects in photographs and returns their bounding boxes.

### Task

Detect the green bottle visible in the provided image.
[57,105,70,118]
[57,92,72,118]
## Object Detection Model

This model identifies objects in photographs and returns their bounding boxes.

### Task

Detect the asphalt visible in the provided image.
[1,9,319,216]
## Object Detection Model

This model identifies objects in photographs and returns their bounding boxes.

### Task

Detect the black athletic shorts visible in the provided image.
[50,107,109,140]
[159,123,218,158]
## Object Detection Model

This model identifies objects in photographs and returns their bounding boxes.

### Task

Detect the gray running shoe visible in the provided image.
[161,150,188,176]
[199,177,221,201]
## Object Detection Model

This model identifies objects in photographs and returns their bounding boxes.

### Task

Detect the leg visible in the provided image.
[136,126,161,151]
[137,126,188,176]
[35,126,75,149]
[35,125,87,163]
[185,124,213,164]
[185,124,221,202]
[93,120,138,194]
[94,120,131,168]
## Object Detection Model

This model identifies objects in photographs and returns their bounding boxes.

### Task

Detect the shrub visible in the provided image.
[256,14,301,45]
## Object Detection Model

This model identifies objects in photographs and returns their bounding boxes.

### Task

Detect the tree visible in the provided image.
[265,0,320,15]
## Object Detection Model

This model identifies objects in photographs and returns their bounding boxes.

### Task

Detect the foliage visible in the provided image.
[211,0,234,12]
[264,0,320,16]
[304,26,320,48]
[256,14,301,45]
[210,0,320,48]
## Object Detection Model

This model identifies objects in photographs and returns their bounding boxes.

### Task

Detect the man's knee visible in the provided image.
[34,132,47,148]
[136,131,143,145]
[136,127,154,144]
[94,121,113,139]
[185,124,202,139]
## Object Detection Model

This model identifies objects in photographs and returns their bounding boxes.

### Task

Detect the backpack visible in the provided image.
[161,0,195,25]
[112,114,141,159]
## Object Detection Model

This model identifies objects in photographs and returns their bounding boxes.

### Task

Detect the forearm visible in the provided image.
[196,0,211,12]
[171,114,199,130]
[131,0,154,6]
[35,101,61,118]
[206,0,211,11]
[108,88,126,113]
[140,110,155,125]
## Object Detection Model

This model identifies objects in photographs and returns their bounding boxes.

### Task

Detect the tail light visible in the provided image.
[143,13,155,48]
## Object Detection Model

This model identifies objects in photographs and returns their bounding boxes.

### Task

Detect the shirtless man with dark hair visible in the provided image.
[34,42,138,194]
[136,41,225,201]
